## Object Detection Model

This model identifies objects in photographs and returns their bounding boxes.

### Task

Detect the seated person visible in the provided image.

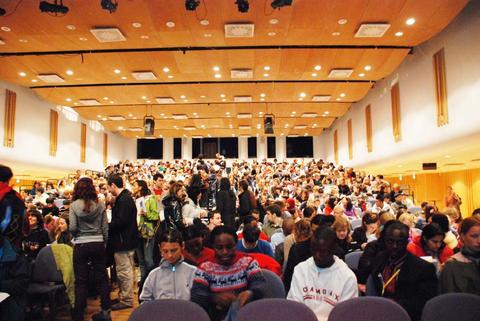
[407,222,453,266]
[237,215,268,241]
[140,230,196,301]
[207,211,223,231]
[439,216,480,295]
[236,224,273,257]
[22,209,50,259]
[42,197,59,217]
[287,226,358,321]
[247,252,282,277]
[310,214,335,232]
[263,205,283,240]
[368,220,437,321]
[191,226,266,321]
[182,225,214,266]
[332,216,354,257]
[352,211,378,250]
[284,219,313,292]
[430,213,458,250]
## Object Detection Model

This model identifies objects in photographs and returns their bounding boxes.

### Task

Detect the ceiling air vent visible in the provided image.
[294,125,307,129]
[155,97,175,104]
[128,127,142,132]
[172,114,188,120]
[37,74,65,83]
[302,113,317,118]
[90,28,126,42]
[237,113,252,119]
[78,99,101,105]
[225,24,254,38]
[239,125,251,129]
[231,69,253,79]
[312,95,331,102]
[355,23,391,38]
[328,69,353,78]
[131,71,157,80]
[108,115,126,121]
[184,126,196,131]
[234,96,252,103]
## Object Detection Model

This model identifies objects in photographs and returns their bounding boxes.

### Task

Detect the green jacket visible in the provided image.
[138,195,160,239]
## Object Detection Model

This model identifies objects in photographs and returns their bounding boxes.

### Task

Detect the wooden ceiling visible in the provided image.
[0,0,468,137]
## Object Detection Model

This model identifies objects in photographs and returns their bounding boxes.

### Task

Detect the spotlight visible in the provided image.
[101,0,118,13]
[271,0,293,9]
[236,0,249,13]
[39,0,69,14]
[0,7,5,16]
[185,0,200,11]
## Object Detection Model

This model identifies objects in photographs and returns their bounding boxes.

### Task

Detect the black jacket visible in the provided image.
[162,194,185,231]
[369,252,438,321]
[108,189,139,252]
[351,227,368,250]
[215,190,236,228]
[238,191,254,218]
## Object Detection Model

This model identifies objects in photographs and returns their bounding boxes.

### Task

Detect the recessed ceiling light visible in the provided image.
[19,72,26,77]
[337,18,348,25]
[166,21,176,28]
[264,66,271,71]
[103,97,109,100]
[340,93,346,97]
[163,67,170,73]
[146,100,151,103]
[259,112,263,115]
[184,99,188,102]
[79,37,88,41]
[102,117,107,120]
[269,19,279,25]
[226,112,230,115]
[97,115,102,118]
[222,99,227,102]
[200,19,209,26]
[267,31,277,36]
[132,22,142,28]
[291,111,296,114]
[18,39,28,43]
[311,73,318,77]
[31,79,38,83]
[260,98,265,101]
[299,92,306,98]
[66,70,74,75]
[263,73,269,77]
[220,94,226,98]
[336,98,341,101]
[118,126,124,130]
[445,155,451,158]
[260,93,266,97]
[128,113,133,117]
[180,95,186,99]
[406,18,416,26]
[66,25,76,30]
[203,33,212,37]
[314,65,321,71]
[193,112,198,116]
[298,98,303,101]
[364,65,372,71]
[213,66,220,71]
[66,98,72,102]
[167,75,174,79]
[114,69,121,74]
[214,74,221,78]
[324,111,330,115]
[1,26,11,32]
[110,101,114,104]
[395,31,404,37]
[332,32,341,36]
[140,35,149,39]
[200,95,206,98]
[121,76,127,80]
[141,96,147,100]
[359,73,365,77]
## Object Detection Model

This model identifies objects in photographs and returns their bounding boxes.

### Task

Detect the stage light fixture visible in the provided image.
[39,0,69,14]
[101,0,118,13]
[236,0,249,13]
[0,7,5,16]
[271,0,293,9]
[185,0,200,11]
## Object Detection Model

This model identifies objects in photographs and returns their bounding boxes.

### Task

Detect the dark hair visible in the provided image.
[421,223,445,248]
[72,177,98,212]
[243,224,260,243]
[311,214,335,227]
[239,180,249,192]
[266,204,282,218]
[208,210,220,221]
[0,165,13,183]
[182,225,204,242]
[27,209,44,227]
[459,216,480,235]
[430,213,450,233]
[472,208,480,216]
[362,212,378,230]
[243,215,257,226]
[107,174,123,188]
[158,229,183,245]
[383,220,409,239]
[311,225,336,244]
[189,174,202,188]
[210,225,238,245]
[153,173,164,181]
[424,205,436,221]
[303,206,316,219]
[135,180,151,197]
[376,194,385,202]
[219,177,231,191]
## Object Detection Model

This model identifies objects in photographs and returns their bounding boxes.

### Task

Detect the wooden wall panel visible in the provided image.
[433,48,449,127]
[391,82,402,142]
[80,123,86,163]
[365,105,373,152]
[333,129,339,164]
[3,89,16,148]
[103,133,108,167]
[49,110,58,156]
[347,119,353,160]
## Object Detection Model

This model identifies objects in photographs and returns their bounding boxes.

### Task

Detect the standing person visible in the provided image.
[444,186,462,222]
[287,226,358,321]
[237,180,255,223]
[107,174,139,311]
[162,182,187,231]
[215,177,236,228]
[70,177,111,321]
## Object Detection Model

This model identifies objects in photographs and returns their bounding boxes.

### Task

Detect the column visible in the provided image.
[182,137,192,159]
[276,135,286,160]
[238,136,248,160]
[257,136,267,160]
[163,137,173,161]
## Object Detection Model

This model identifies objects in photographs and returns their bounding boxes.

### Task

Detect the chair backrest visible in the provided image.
[32,245,63,283]
[354,207,363,217]
[344,251,363,271]
[128,299,210,321]
[328,297,411,321]
[261,269,286,298]
[235,298,318,321]
[421,293,480,321]
[408,206,422,214]
[350,218,362,230]
[365,274,380,296]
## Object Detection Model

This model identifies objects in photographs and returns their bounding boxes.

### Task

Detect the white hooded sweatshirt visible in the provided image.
[287,256,358,321]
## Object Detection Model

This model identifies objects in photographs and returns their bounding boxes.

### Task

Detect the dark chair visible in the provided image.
[235,298,318,321]
[365,274,380,296]
[421,293,480,321]
[350,218,362,230]
[328,297,411,321]
[261,269,286,298]
[27,245,66,321]
[344,251,363,271]
[128,299,210,321]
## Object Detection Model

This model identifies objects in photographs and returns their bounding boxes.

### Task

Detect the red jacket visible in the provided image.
[407,235,454,263]
[246,253,282,277]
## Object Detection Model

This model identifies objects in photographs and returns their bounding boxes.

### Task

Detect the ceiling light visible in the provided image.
[220,94,226,98]
[79,37,88,41]
[110,101,114,104]
[121,76,127,80]
[203,33,212,37]
[193,112,198,116]
[39,1,69,14]
[260,93,266,97]
[267,31,277,36]
[114,69,121,74]
[314,65,321,71]
[166,21,176,28]
[294,125,307,129]
[168,75,174,79]
[200,19,209,26]
[97,115,102,118]
[128,113,133,117]
[358,73,365,77]
[31,79,38,83]
[213,66,220,72]
[222,99,227,102]
[291,111,296,114]
[66,25,76,30]
[271,0,292,9]
[395,31,404,37]
[340,93,346,97]
[337,19,348,25]
[406,18,416,25]
[19,72,26,77]
[132,22,142,28]
[163,67,170,73]
[311,73,317,77]
[102,117,107,121]
[180,95,186,99]
[299,92,306,98]
[200,95,206,98]
[18,39,28,43]
[101,0,118,13]
[184,126,196,131]
[259,112,263,115]
[90,28,126,42]
[141,96,147,100]
[140,35,149,39]
[336,98,341,101]
[226,112,230,115]
[66,70,74,75]
[214,74,221,78]
[184,99,189,102]
[65,98,72,102]
[1,26,11,32]
[172,114,188,120]
[269,19,279,25]
[263,73,269,77]
[109,115,125,121]
[260,98,265,101]
[103,97,109,100]
[364,65,372,71]
[332,32,341,36]
[185,0,200,11]
[132,71,157,80]
[118,126,124,130]
[236,0,249,13]
[264,66,271,71]
[324,111,330,114]
[146,100,151,103]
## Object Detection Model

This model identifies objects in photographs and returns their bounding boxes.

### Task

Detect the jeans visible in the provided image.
[136,238,155,284]
[114,250,135,306]
[73,242,110,321]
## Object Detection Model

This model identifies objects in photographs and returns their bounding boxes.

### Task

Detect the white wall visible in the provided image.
[0,80,131,173]
[319,1,480,168]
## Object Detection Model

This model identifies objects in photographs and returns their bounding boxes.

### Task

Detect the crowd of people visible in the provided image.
[0,155,479,321]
